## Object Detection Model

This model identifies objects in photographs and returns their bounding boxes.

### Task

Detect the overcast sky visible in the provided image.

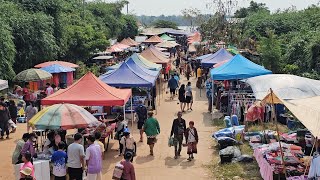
[107,0,319,16]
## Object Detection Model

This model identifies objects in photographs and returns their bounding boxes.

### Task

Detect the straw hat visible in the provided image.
[20,167,32,176]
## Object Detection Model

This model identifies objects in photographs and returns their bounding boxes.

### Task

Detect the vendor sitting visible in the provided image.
[43,131,55,154]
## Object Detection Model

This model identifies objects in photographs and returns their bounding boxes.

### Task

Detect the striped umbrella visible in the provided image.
[29,104,98,130]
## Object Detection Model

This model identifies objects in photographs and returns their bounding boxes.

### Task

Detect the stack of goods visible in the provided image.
[254,142,309,179]
[245,130,277,149]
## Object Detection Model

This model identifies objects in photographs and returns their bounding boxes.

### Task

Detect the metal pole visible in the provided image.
[130,93,133,127]
[123,105,126,121]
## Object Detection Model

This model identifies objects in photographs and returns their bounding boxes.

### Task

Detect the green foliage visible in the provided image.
[234,1,269,18]
[257,30,282,73]
[0,0,138,79]
[236,5,320,78]
[152,19,178,29]
[76,61,100,79]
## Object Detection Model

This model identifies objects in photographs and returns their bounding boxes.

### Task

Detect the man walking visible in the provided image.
[205,79,213,114]
[143,111,160,156]
[135,102,147,142]
[170,111,186,159]
[85,135,102,180]
[67,133,85,180]
[168,75,179,100]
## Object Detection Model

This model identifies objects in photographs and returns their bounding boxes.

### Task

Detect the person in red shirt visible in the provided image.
[120,152,136,180]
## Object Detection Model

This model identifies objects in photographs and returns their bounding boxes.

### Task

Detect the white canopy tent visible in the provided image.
[0,80,8,91]
[244,74,320,100]
[282,96,320,138]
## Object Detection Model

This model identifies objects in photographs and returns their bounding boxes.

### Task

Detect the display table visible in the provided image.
[254,148,308,180]
[14,160,50,180]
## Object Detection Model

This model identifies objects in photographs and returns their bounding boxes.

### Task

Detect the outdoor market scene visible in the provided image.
[0,0,320,180]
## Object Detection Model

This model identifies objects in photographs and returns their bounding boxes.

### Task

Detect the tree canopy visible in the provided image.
[234,1,269,18]
[0,0,138,79]
[152,19,178,29]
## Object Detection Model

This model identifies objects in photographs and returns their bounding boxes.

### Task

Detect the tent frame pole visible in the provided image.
[270,89,287,179]
[131,92,133,127]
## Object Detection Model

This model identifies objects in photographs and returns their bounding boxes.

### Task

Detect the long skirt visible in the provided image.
[187,142,197,154]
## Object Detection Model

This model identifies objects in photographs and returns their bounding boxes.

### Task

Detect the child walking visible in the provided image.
[51,142,67,180]
[185,121,198,161]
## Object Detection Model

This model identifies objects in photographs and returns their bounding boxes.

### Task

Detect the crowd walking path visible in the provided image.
[0,75,216,180]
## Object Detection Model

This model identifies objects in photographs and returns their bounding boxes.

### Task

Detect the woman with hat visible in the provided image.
[120,128,136,162]
[143,111,160,156]
[20,152,34,179]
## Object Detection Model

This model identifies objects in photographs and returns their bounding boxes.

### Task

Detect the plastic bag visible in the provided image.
[168,137,174,147]
[112,162,124,180]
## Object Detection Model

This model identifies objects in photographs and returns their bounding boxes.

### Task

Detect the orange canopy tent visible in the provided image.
[41,72,131,106]
[143,35,163,44]
[106,43,130,53]
[188,32,201,44]
[120,38,139,47]
[35,61,79,68]
[140,45,170,65]
[127,37,139,46]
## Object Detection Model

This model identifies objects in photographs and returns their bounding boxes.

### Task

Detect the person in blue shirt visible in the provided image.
[51,142,68,180]
[168,75,179,100]
[205,79,213,113]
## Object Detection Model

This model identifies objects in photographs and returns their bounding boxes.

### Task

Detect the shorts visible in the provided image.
[54,176,66,180]
[147,137,157,145]
[170,88,176,94]
[186,96,192,103]
[187,142,198,154]
[68,167,83,180]
[137,121,144,130]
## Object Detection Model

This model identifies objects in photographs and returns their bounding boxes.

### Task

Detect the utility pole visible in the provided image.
[126,2,129,14]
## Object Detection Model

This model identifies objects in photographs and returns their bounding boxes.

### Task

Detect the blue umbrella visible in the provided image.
[40,64,75,73]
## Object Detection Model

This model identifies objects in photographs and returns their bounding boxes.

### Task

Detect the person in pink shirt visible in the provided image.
[45,83,54,96]
[120,152,136,180]
[20,152,35,179]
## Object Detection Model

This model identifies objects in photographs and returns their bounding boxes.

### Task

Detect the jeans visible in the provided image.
[0,121,9,137]
[173,135,183,156]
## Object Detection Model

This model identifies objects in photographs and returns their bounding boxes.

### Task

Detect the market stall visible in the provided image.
[40,64,75,87]
[143,35,163,45]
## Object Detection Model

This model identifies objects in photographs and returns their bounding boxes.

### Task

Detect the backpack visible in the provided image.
[112,162,124,180]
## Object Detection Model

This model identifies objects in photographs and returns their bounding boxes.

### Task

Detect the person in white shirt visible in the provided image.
[45,83,54,96]
[185,82,193,111]
[120,129,136,162]
[185,121,198,161]
[67,133,85,180]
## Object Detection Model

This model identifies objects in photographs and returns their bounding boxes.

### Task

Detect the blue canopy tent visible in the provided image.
[106,62,123,71]
[210,54,272,80]
[99,59,157,88]
[126,58,160,77]
[40,64,75,73]
[196,53,212,60]
[201,48,234,68]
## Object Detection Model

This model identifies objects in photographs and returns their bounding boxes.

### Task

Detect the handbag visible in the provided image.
[168,137,174,147]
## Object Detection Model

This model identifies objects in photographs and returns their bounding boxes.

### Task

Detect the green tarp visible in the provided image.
[160,34,175,41]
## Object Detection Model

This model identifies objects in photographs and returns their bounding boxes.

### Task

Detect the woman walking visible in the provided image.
[178,84,186,112]
[143,111,160,156]
[185,121,198,161]
[185,82,193,111]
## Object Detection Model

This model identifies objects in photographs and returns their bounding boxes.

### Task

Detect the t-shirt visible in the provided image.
[85,144,102,174]
[67,143,85,168]
[197,68,202,77]
[51,150,68,177]
[94,140,105,153]
[25,106,38,121]
[185,86,192,97]
[46,86,54,96]
[134,105,147,123]
[120,136,135,151]
[20,161,35,178]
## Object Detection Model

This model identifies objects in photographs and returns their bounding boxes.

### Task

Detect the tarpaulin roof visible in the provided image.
[106,43,130,53]
[126,58,160,77]
[0,80,8,91]
[99,58,158,87]
[131,53,162,70]
[35,61,79,68]
[213,60,229,68]
[160,34,175,41]
[211,54,272,80]
[40,64,75,74]
[201,48,234,67]
[120,38,139,47]
[42,72,131,106]
[243,74,320,100]
[196,53,212,60]
[188,32,201,44]
[166,29,189,36]
[140,45,170,65]
[156,47,167,51]
[156,41,179,48]
[143,35,163,43]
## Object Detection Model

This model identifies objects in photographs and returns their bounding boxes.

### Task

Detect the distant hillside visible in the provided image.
[136,15,190,26]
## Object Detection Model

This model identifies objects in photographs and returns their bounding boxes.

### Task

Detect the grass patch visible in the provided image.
[247,122,289,133]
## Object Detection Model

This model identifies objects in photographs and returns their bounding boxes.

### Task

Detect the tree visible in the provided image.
[257,30,282,73]
[234,1,269,18]
[181,7,201,31]
[152,19,178,29]
[0,21,16,79]
[118,15,139,41]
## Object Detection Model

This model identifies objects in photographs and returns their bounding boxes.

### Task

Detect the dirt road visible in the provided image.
[0,75,216,180]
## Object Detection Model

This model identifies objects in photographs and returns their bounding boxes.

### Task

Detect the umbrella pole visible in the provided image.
[270,89,287,178]
[131,93,133,128]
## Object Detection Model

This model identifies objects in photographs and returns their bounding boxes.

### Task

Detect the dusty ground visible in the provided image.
[0,75,217,180]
